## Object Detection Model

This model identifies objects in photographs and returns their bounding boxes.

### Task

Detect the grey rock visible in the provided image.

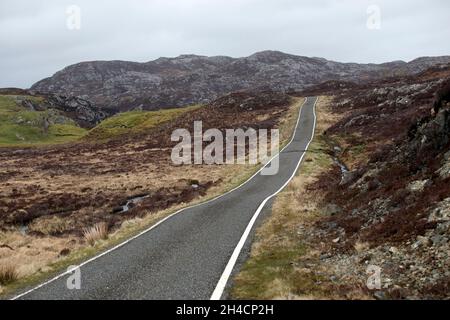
[407,179,430,192]
[443,150,450,161]
[320,253,332,261]
[411,236,431,249]
[428,198,450,222]
[373,291,387,300]
[322,203,342,216]
[30,51,450,113]
[431,235,448,246]
[436,222,450,234]
[389,246,399,254]
[46,94,108,126]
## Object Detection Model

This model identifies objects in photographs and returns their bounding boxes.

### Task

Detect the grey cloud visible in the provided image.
[0,0,449,88]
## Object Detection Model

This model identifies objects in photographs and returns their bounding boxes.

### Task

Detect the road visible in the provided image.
[14,96,317,300]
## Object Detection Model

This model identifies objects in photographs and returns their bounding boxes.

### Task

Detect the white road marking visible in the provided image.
[11,97,310,300]
[210,97,317,300]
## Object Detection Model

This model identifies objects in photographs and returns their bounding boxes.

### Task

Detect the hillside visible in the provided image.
[313,67,450,299]
[232,63,450,299]
[84,105,201,141]
[0,94,86,146]
[31,51,450,113]
[0,87,205,147]
[0,90,301,294]
[2,53,450,299]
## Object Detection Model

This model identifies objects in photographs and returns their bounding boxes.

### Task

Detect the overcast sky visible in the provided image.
[1,0,449,88]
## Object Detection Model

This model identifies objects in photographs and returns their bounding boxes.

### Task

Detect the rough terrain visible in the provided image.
[232,64,450,300]
[0,90,300,294]
[11,97,316,300]
[31,51,450,112]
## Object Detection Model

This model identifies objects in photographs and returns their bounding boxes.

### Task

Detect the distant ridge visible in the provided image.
[30,51,450,112]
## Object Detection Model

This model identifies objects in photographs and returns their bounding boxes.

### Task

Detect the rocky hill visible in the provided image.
[289,63,450,299]
[31,51,450,112]
[0,88,108,128]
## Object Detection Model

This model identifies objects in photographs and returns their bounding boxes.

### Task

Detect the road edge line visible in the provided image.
[11,97,309,300]
[210,96,318,300]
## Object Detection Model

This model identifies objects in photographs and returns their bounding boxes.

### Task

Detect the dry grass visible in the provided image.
[83,222,108,246]
[231,96,343,299]
[0,264,18,285]
[354,241,371,253]
[0,232,81,285]
[0,97,304,296]
[29,215,71,235]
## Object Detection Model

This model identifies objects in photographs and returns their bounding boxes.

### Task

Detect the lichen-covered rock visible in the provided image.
[428,198,450,222]
[30,51,450,113]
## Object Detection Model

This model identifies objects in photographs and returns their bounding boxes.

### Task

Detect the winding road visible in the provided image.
[13,96,317,300]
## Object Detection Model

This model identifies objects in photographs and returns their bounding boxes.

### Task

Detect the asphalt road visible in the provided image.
[14,96,317,300]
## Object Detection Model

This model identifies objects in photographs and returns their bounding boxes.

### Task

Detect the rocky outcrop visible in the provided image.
[31,51,450,113]
[405,79,450,165]
[307,70,450,299]
[1,88,107,127]
[44,94,108,127]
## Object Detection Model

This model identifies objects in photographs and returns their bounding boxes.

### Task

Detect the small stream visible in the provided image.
[19,224,28,235]
[331,146,349,182]
[116,194,150,214]
[333,156,349,175]
[17,194,152,235]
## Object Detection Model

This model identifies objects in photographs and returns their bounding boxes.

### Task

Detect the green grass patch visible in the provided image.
[85,105,202,140]
[350,144,366,155]
[0,95,44,114]
[300,137,333,176]
[0,96,202,147]
[0,123,87,146]
[0,95,87,147]
[0,95,25,114]
[232,244,307,299]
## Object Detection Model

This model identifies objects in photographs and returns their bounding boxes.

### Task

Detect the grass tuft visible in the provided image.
[83,223,109,246]
[0,264,18,285]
